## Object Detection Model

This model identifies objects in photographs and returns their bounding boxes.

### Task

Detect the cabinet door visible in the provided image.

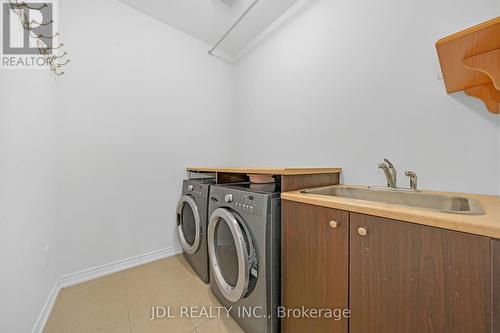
[493,240,500,333]
[350,213,491,333]
[282,200,349,333]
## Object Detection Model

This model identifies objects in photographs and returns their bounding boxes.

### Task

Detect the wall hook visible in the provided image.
[30,18,54,27]
[49,52,68,60]
[38,32,59,40]
[8,0,69,76]
[18,2,48,10]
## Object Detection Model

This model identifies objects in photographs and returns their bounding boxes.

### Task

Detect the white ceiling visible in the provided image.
[118,0,299,56]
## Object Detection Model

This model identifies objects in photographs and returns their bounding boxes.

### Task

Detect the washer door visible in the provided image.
[208,207,257,303]
[177,195,201,254]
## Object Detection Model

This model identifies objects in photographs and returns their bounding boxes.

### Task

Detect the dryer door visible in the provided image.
[208,207,257,303]
[176,195,202,254]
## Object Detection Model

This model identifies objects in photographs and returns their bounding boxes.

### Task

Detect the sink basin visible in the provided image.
[300,186,485,215]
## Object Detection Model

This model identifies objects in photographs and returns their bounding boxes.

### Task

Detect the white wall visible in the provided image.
[1,0,499,331]
[1,0,236,331]
[0,72,58,332]
[235,0,500,195]
[54,0,236,276]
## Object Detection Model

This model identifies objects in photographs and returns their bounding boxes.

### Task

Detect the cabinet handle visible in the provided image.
[357,227,368,236]
[329,220,338,229]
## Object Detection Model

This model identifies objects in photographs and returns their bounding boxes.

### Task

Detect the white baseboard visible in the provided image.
[58,246,182,288]
[32,245,182,333]
[32,280,60,333]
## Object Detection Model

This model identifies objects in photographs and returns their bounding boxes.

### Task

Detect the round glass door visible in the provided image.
[208,208,256,302]
[176,195,201,254]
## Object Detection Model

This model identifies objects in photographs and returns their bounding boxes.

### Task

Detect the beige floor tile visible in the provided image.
[190,313,212,328]
[43,255,226,333]
[123,256,198,292]
[141,254,194,278]
[176,277,217,307]
[130,318,155,333]
[130,316,196,333]
[163,264,200,289]
[99,323,131,333]
[196,316,244,333]
[161,292,223,328]
[57,273,127,315]
[172,254,198,274]
[63,296,129,333]
[124,265,170,291]
[48,275,129,333]
[151,317,196,333]
[126,279,183,321]
[42,310,66,333]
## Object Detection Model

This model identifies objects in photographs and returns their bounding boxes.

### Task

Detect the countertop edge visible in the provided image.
[281,190,500,239]
[186,167,343,175]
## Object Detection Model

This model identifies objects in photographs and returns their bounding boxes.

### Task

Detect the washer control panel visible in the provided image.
[210,186,272,217]
[234,194,255,213]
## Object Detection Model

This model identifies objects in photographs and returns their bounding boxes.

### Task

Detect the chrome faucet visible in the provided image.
[405,171,418,191]
[378,158,397,188]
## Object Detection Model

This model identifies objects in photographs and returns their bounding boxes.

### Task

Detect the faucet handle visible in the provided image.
[383,158,395,169]
[381,159,397,188]
[378,163,393,188]
[405,171,418,191]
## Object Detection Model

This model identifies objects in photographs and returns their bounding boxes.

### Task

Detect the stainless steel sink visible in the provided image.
[300,186,485,215]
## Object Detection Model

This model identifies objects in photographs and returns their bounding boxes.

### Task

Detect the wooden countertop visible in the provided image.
[186,167,342,175]
[282,185,500,239]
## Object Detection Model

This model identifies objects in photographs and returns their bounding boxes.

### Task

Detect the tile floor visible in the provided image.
[43,255,244,333]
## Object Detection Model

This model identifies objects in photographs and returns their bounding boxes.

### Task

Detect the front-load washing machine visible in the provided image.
[176,178,215,283]
[208,182,281,333]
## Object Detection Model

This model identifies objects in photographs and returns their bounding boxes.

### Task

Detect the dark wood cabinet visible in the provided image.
[282,200,349,333]
[493,240,500,333]
[282,200,495,333]
[349,212,491,333]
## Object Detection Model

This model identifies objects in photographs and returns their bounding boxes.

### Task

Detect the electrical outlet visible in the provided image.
[44,246,49,269]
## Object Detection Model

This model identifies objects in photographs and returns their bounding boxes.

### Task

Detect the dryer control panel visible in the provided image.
[187,184,203,196]
[182,179,213,199]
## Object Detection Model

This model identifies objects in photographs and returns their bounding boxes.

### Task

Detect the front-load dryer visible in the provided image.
[176,178,215,283]
[208,182,281,333]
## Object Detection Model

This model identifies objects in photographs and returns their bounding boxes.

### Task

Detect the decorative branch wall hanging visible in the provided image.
[7,0,69,75]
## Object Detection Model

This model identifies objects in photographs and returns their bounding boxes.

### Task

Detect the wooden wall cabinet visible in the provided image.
[282,201,496,333]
